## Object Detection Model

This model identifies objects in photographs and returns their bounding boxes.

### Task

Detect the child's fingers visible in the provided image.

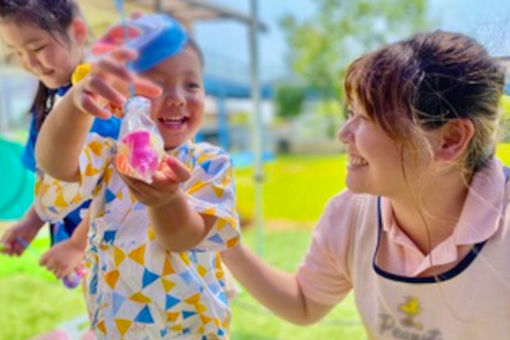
[39,251,50,266]
[78,92,112,119]
[109,47,138,63]
[55,266,69,280]
[96,56,134,84]
[12,241,25,256]
[117,171,151,195]
[85,76,126,108]
[163,156,191,182]
[132,77,163,98]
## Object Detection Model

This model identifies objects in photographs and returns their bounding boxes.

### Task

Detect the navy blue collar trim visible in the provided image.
[372,196,487,284]
[56,83,72,96]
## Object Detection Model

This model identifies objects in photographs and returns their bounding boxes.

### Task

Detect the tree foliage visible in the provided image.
[280,0,430,102]
[275,84,307,119]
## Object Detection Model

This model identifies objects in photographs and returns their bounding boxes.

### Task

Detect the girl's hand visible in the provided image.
[39,239,85,279]
[116,154,191,207]
[1,220,41,256]
[71,47,162,119]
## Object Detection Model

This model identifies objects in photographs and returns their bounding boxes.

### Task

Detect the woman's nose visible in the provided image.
[338,119,354,144]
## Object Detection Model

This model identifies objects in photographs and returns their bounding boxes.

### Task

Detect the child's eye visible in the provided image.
[33,45,46,53]
[187,82,200,89]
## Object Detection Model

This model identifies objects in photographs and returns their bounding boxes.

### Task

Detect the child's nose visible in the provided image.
[164,90,185,107]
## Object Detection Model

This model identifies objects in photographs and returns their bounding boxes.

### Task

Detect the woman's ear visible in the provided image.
[70,17,88,46]
[435,119,475,162]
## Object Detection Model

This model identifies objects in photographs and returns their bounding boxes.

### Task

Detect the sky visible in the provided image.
[193,0,510,82]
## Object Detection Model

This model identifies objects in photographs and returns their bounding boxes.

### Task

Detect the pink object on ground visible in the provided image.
[29,329,73,340]
[29,329,96,340]
[79,329,97,340]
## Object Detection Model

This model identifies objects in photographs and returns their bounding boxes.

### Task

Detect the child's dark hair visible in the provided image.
[186,36,205,69]
[0,0,81,130]
[345,30,505,173]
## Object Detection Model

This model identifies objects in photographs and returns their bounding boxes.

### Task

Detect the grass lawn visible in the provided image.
[235,153,347,222]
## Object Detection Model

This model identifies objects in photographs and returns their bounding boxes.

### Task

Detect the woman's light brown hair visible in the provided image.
[345,30,505,172]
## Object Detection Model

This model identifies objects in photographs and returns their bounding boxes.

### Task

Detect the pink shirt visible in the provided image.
[379,158,505,276]
[297,158,506,304]
[296,158,510,339]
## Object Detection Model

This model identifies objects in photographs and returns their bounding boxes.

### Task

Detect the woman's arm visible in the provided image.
[221,243,334,325]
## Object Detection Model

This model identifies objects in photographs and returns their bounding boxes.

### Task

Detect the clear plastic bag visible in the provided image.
[115,96,165,183]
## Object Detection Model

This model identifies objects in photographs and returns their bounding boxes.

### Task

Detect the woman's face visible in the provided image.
[338,96,433,198]
[0,18,84,89]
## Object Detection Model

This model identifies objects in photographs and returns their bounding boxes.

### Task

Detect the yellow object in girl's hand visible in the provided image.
[71,63,91,85]
[71,62,124,117]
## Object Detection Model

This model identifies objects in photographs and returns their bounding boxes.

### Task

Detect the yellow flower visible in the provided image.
[71,63,91,85]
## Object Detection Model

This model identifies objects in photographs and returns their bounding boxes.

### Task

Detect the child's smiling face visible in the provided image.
[0,19,85,89]
[143,45,205,149]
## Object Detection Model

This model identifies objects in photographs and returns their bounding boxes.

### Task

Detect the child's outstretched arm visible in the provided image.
[36,48,161,182]
[221,243,334,325]
[119,155,217,251]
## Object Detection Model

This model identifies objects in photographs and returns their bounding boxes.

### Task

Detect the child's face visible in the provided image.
[338,96,432,198]
[0,19,84,89]
[143,45,205,149]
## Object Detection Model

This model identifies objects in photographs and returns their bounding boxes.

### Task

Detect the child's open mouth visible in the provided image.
[158,116,189,129]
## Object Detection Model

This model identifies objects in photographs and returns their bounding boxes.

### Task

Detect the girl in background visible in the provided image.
[0,0,120,279]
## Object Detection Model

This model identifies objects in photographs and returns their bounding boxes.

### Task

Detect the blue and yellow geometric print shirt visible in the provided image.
[35,133,240,340]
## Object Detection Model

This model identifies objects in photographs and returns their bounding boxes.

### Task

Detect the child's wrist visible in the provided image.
[151,189,184,209]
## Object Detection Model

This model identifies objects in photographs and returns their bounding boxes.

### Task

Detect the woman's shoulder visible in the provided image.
[326,190,377,215]
[319,190,378,233]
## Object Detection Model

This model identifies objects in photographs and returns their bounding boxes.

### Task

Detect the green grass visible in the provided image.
[0,233,87,340]
[235,153,347,221]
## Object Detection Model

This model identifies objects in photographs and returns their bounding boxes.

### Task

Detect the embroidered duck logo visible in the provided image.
[398,296,423,330]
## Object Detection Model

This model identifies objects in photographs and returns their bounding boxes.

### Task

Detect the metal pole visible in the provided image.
[155,0,162,12]
[249,0,264,256]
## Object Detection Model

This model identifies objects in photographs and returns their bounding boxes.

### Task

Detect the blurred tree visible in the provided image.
[500,95,510,141]
[280,0,430,103]
[275,84,307,119]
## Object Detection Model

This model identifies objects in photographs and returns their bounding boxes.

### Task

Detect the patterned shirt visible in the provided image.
[35,134,240,340]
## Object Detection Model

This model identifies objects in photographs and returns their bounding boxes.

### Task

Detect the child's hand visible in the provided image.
[39,239,85,279]
[1,220,40,256]
[116,154,191,207]
[71,47,162,119]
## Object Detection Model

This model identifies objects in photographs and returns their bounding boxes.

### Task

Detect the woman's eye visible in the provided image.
[187,82,200,89]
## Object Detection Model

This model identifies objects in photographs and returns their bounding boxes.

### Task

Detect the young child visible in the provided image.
[221,30,510,339]
[34,16,240,339]
[0,0,120,280]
